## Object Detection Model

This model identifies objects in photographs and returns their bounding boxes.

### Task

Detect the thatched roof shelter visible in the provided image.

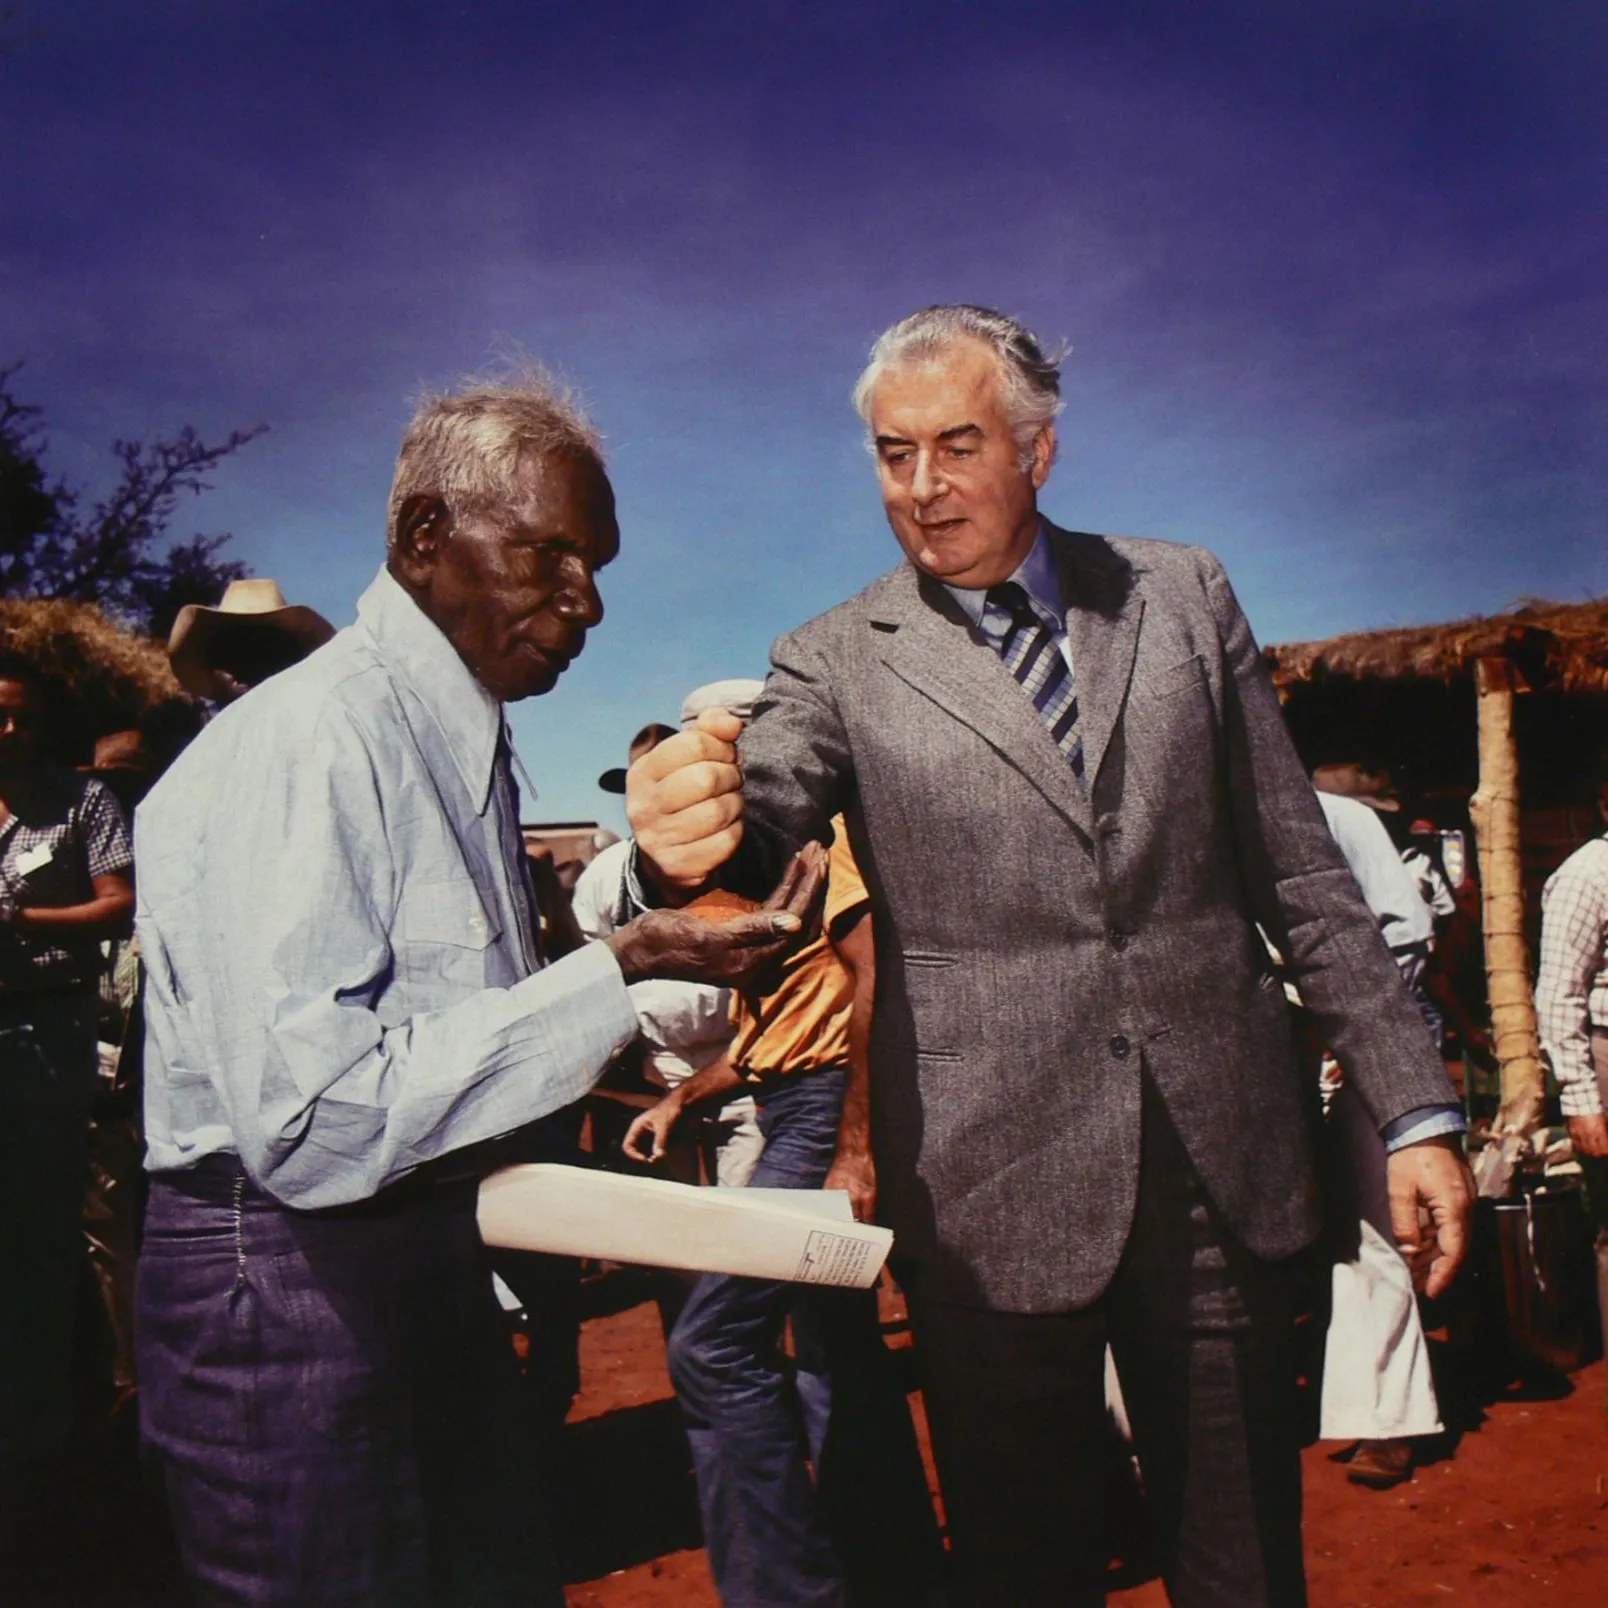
[1268,598,1608,1137]
[1267,599,1608,816]
[1268,598,1608,699]
[1,596,184,761]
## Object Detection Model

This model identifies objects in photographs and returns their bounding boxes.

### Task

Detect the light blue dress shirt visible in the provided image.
[136,566,639,1208]
[943,522,1073,671]
[948,527,1463,1154]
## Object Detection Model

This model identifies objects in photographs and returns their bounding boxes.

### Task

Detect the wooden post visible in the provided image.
[1468,654,1545,1137]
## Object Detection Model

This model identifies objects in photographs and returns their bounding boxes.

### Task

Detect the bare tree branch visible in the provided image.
[0,362,265,633]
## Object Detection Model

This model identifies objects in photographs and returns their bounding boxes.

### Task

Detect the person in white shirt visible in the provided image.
[573,701,765,1189]
[1314,788,1445,1489]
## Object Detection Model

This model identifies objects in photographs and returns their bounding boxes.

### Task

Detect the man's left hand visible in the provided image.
[1386,1136,1475,1298]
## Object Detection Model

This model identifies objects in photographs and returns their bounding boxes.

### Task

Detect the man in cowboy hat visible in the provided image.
[166,577,335,706]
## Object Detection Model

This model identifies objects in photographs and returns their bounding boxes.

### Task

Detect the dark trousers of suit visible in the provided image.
[907,1079,1308,1608]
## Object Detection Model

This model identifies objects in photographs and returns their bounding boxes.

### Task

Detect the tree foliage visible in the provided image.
[0,362,264,637]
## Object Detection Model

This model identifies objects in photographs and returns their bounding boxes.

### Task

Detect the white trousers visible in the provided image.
[1320,1081,1443,1439]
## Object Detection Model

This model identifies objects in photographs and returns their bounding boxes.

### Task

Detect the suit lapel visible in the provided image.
[871,565,1095,841]
[1051,524,1143,790]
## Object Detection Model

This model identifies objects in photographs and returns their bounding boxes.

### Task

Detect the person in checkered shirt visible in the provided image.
[0,651,134,1487]
[1534,752,1608,1352]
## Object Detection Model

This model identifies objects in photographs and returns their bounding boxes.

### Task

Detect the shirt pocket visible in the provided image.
[395,878,502,989]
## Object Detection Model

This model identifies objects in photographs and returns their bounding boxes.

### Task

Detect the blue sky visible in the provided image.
[3,0,1603,828]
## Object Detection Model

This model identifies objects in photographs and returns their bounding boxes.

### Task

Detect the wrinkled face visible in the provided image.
[0,678,38,775]
[395,450,619,702]
[869,337,1053,589]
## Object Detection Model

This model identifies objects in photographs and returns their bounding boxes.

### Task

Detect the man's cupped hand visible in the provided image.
[606,842,828,989]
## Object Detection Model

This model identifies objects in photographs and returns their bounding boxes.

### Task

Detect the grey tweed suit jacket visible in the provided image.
[732,523,1457,1313]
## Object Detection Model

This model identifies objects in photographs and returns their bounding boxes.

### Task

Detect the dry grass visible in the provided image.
[0,596,181,740]
[1267,598,1608,695]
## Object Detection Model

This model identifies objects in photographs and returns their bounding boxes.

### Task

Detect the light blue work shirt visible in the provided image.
[136,566,639,1208]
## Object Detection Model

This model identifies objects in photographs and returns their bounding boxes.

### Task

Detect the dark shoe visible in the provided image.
[1346,1438,1414,1488]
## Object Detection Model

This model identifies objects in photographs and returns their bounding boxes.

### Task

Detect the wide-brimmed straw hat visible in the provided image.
[167,578,334,699]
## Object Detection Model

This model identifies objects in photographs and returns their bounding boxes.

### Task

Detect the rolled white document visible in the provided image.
[477,1163,893,1289]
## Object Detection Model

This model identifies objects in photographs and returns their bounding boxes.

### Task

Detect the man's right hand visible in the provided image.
[605,842,827,988]
[1568,1112,1608,1159]
[626,708,747,889]
[623,1094,686,1163]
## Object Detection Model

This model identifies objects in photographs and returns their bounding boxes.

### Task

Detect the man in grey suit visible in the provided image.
[628,306,1473,1606]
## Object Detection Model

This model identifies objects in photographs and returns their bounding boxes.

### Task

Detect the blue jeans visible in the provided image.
[138,1157,558,1607]
[666,1069,943,1608]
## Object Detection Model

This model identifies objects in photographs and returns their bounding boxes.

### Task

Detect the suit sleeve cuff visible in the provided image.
[1381,1104,1468,1153]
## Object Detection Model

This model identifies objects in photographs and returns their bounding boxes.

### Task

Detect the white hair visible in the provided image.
[386,365,603,547]
[851,304,1067,470]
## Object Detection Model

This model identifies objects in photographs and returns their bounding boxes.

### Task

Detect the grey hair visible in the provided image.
[851,304,1067,470]
[386,365,604,547]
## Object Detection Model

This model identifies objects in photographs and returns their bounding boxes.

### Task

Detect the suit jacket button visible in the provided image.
[1109,1033,1130,1059]
[1109,928,1129,951]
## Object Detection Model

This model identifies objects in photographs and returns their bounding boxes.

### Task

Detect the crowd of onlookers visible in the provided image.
[4,577,1604,1608]
[0,583,333,1568]
[4,314,1606,1608]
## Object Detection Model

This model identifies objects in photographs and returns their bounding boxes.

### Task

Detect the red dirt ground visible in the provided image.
[559,1281,1608,1608]
[5,1266,1600,1605]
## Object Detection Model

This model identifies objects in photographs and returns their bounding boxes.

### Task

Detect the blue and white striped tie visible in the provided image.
[984,581,1085,785]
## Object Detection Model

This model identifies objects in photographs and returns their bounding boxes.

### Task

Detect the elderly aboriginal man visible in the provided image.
[627,305,1475,1608]
[134,375,822,1608]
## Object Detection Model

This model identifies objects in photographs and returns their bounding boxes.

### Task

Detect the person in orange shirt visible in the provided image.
[625,698,941,1608]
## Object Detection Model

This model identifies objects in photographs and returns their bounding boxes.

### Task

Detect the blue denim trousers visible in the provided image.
[0,990,98,1469]
[666,1068,944,1608]
[137,1157,559,1608]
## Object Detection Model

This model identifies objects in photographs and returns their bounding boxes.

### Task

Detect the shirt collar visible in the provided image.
[356,567,503,813]
[942,521,1064,634]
